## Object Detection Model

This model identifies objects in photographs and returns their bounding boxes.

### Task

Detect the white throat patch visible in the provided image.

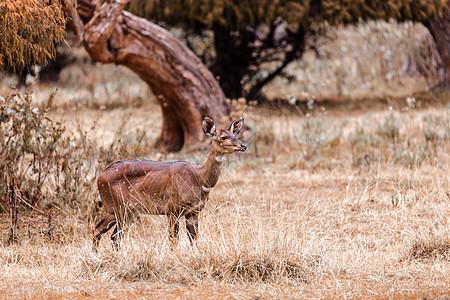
[215,156,224,163]
[202,185,213,193]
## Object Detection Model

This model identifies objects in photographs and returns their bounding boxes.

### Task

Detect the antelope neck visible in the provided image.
[200,148,223,188]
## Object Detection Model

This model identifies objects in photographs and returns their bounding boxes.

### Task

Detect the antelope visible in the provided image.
[93,117,247,249]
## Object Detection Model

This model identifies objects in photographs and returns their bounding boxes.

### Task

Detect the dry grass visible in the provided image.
[0,96,448,298]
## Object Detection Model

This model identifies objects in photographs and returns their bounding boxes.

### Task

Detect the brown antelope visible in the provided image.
[93,117,246,249]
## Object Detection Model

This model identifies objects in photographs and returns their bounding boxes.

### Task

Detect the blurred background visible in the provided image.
[0,16,446,105]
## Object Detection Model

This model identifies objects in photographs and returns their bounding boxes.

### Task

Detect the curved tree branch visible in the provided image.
[63,0,85,43]
[63,0,231,151]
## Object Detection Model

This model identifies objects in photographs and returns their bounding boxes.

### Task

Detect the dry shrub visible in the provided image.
[406,236,450,261]
[0,89,65,210]
[299,114,342,162]
[349,126,381,167]
[221,256,309,283]
[347,101,449,168]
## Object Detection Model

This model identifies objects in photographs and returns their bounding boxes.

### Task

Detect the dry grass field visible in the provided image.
[0,92,448,299]
[0,22,449,299]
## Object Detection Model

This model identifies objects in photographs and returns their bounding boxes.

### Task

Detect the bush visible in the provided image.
[0,89,66,211]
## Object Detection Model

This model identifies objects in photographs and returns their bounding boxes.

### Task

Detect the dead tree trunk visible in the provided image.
[424,7,450,90]
[64,0,231,151]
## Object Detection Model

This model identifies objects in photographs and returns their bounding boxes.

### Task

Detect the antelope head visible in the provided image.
[202,117,247,155]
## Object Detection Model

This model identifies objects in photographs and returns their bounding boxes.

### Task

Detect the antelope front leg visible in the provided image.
[185,212,199,244]
[110,221,123,251]
[93,213,117,250]
[167,213,180,245]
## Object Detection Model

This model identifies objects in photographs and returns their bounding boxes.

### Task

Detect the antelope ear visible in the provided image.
[202,117,216,138]
[226,117,244,136]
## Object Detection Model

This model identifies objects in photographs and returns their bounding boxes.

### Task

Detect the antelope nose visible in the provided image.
[241,143,247,151]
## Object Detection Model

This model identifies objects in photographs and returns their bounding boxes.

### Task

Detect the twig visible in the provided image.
[18,217,59,242]
[8,176,17,244]
[15,194,64,227]
[15,194,51,217]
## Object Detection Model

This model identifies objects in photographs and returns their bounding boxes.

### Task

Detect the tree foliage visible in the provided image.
[322,0,447,24]
[127,0,309,30]
[126,0,448,98]
[0,0,66,72]
[128,0,447,28]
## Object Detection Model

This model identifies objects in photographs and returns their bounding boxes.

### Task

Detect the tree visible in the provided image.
[0,0,66,72]
[62,0,232,151]
[126,0,449,99]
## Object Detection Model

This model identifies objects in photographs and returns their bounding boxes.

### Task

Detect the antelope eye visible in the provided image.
[221,136,228,140]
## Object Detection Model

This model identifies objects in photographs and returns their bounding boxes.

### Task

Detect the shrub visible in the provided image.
[0,89,65,210]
